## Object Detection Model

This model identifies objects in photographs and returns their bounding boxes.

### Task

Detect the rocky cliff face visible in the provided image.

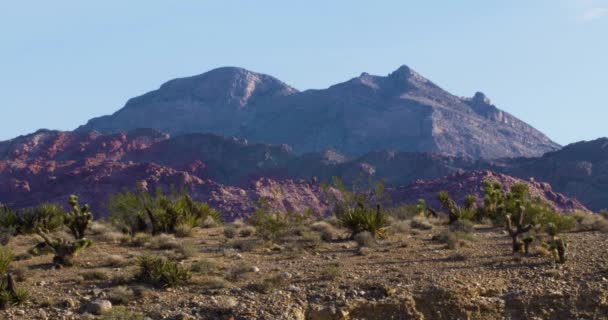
[0,130,588,219]
[77,66,559,159]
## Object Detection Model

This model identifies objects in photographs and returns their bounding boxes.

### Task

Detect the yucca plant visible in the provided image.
[337,202,387,238]
[135,255,191,288]
[107,187,222,235]
[0,246,13,275]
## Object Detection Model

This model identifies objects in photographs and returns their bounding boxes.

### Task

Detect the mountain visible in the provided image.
[391,170,589,213]
[486,138,608,211]
[78,66,559,159]
[0,130,589,219]
[79,67,298,137]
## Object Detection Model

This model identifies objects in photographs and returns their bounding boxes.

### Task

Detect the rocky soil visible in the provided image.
[2,220,607,320]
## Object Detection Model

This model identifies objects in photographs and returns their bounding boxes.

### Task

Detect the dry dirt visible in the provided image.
[2,220,608,320]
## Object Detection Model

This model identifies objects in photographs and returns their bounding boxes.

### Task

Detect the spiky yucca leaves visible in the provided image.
[0,203,64,236]
[337,203,388,238]
[0,247,28,310]
[107,188,221,235]
[66,195,93,240]
[136,255,191,288]
[0,246,12,275]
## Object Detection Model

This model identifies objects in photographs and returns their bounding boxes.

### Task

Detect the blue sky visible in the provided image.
[0,0,606,144]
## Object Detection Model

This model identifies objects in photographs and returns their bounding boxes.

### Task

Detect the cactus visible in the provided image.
[522,236,534,254]
[35,229,92,267]
[546,222,567,264]
[29,195,94,267]
[437,192,475,223]
[505,205,534,253]
[65,195,93,239]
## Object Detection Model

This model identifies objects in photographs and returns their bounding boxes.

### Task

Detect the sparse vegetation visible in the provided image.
[135,255,191,287]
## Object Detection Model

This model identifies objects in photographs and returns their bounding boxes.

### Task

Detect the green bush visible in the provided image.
[248,200,291,241]
[107,188,222,235]
[135,255,191,288]
[337,203,387,237]
[0,247,13,274]
[541,211,575,234]
[0,203,65,235]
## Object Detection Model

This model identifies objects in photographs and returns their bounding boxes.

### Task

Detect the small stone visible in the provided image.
[251,266,260,273]
[16,310,25,316]
[86,299,112,315]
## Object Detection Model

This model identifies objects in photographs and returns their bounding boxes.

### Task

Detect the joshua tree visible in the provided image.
[505,205,534,253]
[437,192,474,224]
[546,222,567,264]
[35,229,92,267]
[65,195,93,239]
[30,195,94,267]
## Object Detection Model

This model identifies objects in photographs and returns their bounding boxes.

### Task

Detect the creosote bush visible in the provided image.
[135,255,191,288]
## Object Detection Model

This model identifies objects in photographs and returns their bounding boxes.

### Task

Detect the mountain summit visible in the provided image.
[78,65,559,159]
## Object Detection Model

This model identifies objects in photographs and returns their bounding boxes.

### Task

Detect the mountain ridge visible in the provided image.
[77,65,560,159]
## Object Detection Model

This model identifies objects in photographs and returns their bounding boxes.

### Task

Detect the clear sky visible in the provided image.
[1,0,606,144]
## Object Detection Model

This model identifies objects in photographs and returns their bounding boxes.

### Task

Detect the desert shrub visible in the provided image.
[99,306,144,320]
[191,259,220,274]
[337,203,387,237]
[320,263,341,281]
[354,231,375,247]
[174,223,194,238]
[448,219,474,233]
[388,219,411,234]
[80,270,109,281]
[229,239,260,252]
[541,211,575,234]
[176,240,197,259]
[310,221,338,242]
[201,216,219,228]
[442,231,476,249]
[107,188,221,235]
[108,286,134,305]
[104,254,128,267]
[0,247,12,275]
[299,230,322,248]
[150,234,179,250]
[0,203,65,235]
[323,178,389,238]
[238,226,255,237]
[128,232,152,247]
[410,216,433,230]
[572,211,608,232]
[199,276,231,290]
[248,275,287,294]
[223,225,237,239]
[0,283,29,308]
[248,203,288,241]
[135,255,191,287]
[226,262,254,280]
